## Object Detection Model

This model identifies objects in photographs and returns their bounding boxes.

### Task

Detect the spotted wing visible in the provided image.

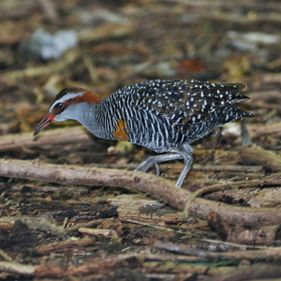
[119,80,250,127]
[162,80,250,129]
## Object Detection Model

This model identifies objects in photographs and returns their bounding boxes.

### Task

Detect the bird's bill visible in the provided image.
[34,113,56,135]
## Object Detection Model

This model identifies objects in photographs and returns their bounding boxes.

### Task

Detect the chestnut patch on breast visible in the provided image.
[114,119,129,141]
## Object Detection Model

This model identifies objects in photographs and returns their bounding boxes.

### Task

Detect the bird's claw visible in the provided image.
[154,163,160,176]
[135,160,161,176]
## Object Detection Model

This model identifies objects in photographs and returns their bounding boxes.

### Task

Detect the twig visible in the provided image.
[78,24,132,43]
[35,254,140,278]
[97,162,264,174]
[38,0,58,22]
[213,263,281,281]
[154,240,281,261]
[162,0,281,12]
[0,249,13,262]
[144,253,203,262]
[1,159,281,227]
[0,261,35,276]
[83,55,99,84]
[36,237,95,255]
[184,181,236,217]
[0,255,139,277]
[0,127,91,152]
[122,218,190,235]
[201,238,269,250]
[3,50,79,82]
[184,168,281,217]
[78,228,119,239]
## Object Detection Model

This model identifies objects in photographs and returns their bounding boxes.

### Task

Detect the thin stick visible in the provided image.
[0,255,137,277]
[78,228,119,239]
[154,240,281,261]
[36,237,95,255]
[183,176,277,217]
[123,218,190,235]
[35,254,139,278]
[0,127,91,152]
[3,50,79,82]
[0,249,13,262]
[0,261,35,276]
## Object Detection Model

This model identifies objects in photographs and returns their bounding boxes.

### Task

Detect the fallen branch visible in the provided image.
[0,216,66,237]
[0,255,140,278]
[1,159,281,227]
[240,145,281,172]
[97,162,264,174]
[0,158,186,212]
[184,173,281,217]
[0,129,264,181]
[35,254,140,278]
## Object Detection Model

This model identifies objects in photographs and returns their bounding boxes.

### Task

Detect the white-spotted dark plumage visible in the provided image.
[99,79,251,152]
[94,79,252,187]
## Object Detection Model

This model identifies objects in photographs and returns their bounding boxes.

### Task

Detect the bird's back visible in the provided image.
[98,80,252,152]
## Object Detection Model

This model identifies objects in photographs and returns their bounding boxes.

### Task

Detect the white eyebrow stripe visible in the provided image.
[49,92,84,112]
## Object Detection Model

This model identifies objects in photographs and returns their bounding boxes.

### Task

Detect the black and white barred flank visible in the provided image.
[95,79,252,153]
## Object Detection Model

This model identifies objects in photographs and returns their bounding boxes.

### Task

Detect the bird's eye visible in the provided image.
[55,103,64,109]
[52,102,65,114]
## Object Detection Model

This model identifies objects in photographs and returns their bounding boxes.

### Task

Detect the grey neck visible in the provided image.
[68,103,113,140]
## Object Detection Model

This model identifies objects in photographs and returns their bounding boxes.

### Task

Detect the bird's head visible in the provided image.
[34,87,102,135]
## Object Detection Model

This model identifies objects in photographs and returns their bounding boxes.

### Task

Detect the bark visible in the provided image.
[1,158,281,227]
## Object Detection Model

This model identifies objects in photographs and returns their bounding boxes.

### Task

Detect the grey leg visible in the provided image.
[240,120,252,145]
[135,153,183,176]
[175,143,194,188]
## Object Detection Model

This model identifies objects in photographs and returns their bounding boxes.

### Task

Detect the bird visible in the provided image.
[34,79,252,187]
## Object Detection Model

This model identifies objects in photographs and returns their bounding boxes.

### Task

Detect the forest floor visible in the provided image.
[0,0,281,280]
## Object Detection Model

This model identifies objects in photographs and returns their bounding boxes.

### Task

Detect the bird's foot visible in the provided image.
[135,157,161,176]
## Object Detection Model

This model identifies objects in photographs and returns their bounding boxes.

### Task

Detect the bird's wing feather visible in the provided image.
[117,80,249,127]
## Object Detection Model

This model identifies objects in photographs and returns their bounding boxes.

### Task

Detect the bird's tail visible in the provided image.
[216,104,254,125]
[221,82,251,104]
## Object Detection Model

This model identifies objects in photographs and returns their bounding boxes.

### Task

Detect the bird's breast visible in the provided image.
[113,119,130,141]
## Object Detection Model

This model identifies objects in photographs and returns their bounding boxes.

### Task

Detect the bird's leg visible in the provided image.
[175,144,194,188]
[240,120,252,145]
[135,153,183,176]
